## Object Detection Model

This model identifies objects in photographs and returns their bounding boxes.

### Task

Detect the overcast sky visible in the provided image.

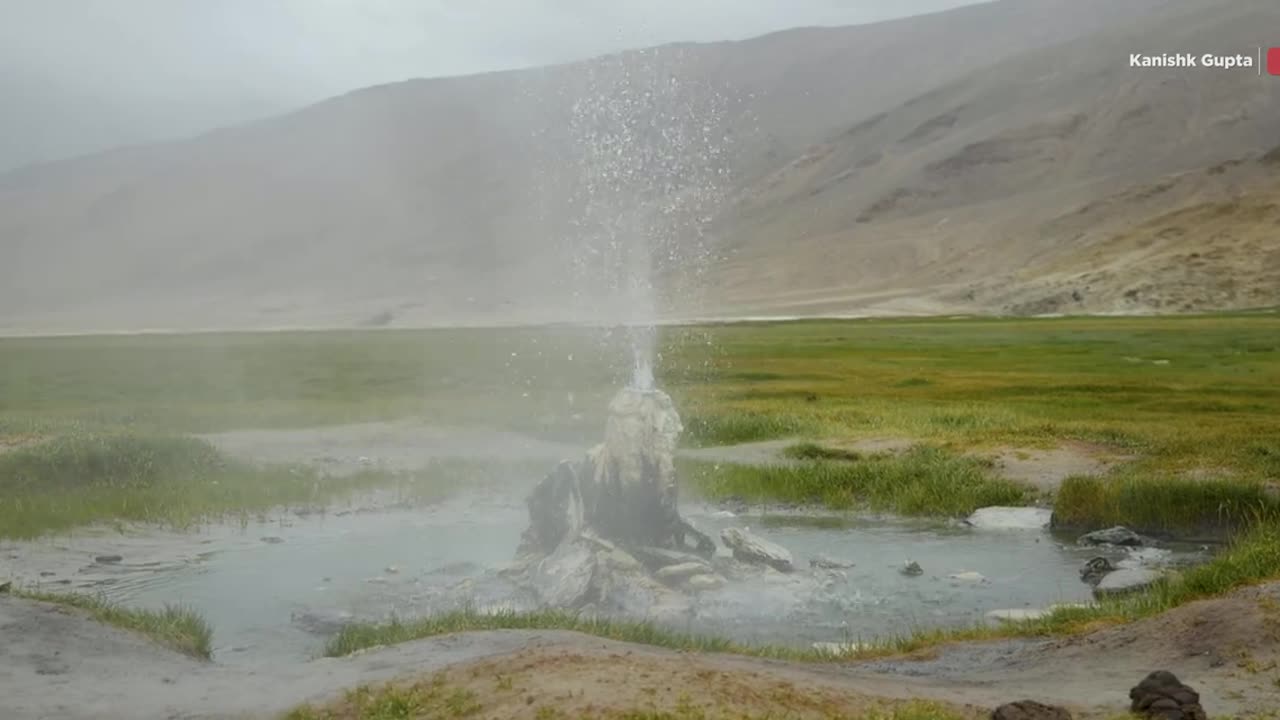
[0,0,982,172]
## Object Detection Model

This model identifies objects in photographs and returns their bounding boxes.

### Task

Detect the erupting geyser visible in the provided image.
[505,384,720,616]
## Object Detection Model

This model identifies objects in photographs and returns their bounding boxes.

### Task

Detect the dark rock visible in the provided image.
[1079,556,1115,585]
[991,700,1073,720]
[1078,526,1145,547]
[900,560,923,576]
[94,554,124,564]
[0,581,10,593]
[1129,671,1207,720]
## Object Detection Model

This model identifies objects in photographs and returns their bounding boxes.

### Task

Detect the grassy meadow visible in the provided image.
[3,313,1278,537]
[4,313,1280,681]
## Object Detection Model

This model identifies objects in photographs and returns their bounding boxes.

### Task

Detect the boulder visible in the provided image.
[720,527,794,572]
[1093,567,1159,598]
[1078,526,1145,547]
[526,541,597,608]
[991,700,1073,720]
[901,560,924,576]
[1128,671,1207,720]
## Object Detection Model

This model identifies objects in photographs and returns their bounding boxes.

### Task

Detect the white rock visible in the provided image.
[966,507,1052,530]
[720,527,794,572]
[1093,567,1159,597]
[986,608,1051,623]
[948,571,986,583]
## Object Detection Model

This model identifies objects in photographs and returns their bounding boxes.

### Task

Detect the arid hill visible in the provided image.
[1,0,1276,333]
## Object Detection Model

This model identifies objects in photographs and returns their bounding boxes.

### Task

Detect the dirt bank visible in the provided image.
[5,579,1279,719]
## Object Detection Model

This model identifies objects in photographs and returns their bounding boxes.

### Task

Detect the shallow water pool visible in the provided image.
[97,492,1207,664]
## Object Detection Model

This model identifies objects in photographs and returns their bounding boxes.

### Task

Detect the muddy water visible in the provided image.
[70,491,1208,666]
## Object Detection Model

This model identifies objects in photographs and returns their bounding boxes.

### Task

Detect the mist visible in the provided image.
[0,0,983,171]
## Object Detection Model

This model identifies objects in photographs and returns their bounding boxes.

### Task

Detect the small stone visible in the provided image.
[260,536,284,545]
[1078,526,1145,547]
[901,560,923,576]
[384,565,399,574]
[94,554,124,564]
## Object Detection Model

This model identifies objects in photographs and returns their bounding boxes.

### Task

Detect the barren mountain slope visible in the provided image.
[0,0,1274,333]
[703,0,1280,317]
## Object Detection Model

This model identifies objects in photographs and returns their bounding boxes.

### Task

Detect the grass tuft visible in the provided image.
[324,608,748,659]
[1053,473,1280,534]
[16,588,213,659]
[681,446,1028,517]
[0,432,527,539]
[681,412,814,447]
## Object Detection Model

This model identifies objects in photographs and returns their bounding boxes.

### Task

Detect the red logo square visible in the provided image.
[1269,47,1280,76]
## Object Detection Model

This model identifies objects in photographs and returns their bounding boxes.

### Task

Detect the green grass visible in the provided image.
[16,588,212,659]
[324,608,749,659]
[0,432,528,539]
[2,317,1278,557]
[1054,472,1280,534]
[680,445,1030,517]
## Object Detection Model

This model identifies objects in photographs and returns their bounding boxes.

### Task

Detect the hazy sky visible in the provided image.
[0,0,981,171]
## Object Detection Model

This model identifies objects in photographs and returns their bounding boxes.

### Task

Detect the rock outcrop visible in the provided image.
[505,387,721,616]
[1128,671,1207,720]
[991,700,1073,720]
